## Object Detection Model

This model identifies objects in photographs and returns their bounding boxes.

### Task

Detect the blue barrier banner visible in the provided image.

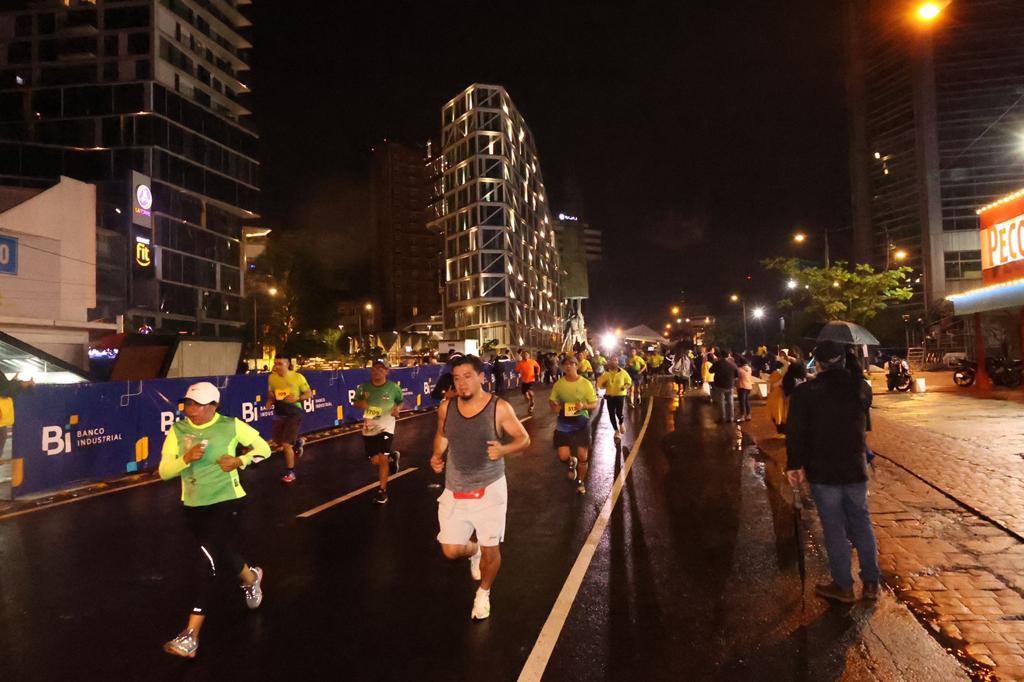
[9,364,451,497]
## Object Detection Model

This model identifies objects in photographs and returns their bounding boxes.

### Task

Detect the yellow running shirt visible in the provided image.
[597,367,633,397]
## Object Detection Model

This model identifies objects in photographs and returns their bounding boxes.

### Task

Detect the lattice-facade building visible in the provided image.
[427,84,563,351]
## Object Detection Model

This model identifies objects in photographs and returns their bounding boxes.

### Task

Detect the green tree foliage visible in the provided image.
[762,258,913,325]
[702,315,745,350]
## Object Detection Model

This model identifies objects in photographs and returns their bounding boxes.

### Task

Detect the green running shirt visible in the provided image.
[159,414,271,507]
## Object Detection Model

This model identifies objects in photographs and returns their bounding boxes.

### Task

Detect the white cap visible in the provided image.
[184,381,220,405]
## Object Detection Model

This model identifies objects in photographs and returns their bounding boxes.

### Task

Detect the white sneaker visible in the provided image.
[469,545,482,581]
[241,566,263,609]
[471,589,491,620]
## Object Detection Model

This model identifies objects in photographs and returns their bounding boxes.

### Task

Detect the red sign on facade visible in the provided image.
[979,189,1024,285]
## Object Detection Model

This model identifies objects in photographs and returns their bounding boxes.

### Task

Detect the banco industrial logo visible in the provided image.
[42,413,124,456]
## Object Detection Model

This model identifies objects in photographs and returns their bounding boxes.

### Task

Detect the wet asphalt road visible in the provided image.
[0,381,883,681]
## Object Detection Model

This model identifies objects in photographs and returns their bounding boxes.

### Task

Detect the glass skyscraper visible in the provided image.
[0,0,257,336]
[847,0,1024,312]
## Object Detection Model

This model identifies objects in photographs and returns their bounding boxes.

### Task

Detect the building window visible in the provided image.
[127,32,150,55]
[944,250,982,281]
[15,14,33,37]
[104,6,150,30]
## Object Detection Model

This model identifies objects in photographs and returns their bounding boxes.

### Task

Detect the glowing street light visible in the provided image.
[730,295,749,349]
[752,307,765,320]
[600,332,618,352]
[676,318,682,324]
[915,2,943,22]
[267,286,278,296]
[787,279,798,290]
[665,322,672,329]
[671,306,680,315]
[364,302,373,311]
[894,249,908,261]
[793,232,807,244]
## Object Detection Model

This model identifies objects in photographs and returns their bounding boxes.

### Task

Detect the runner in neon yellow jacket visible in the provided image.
[158,381,271,659]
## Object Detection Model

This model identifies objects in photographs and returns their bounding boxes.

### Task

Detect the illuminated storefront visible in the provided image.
[947,188,1024,387]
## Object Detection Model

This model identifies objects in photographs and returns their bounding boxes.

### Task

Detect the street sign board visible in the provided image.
[0,234,18,275]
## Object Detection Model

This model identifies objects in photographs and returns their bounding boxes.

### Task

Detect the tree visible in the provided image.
[762,258,913,325]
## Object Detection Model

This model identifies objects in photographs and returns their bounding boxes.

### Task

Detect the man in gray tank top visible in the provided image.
[430,355,531,620]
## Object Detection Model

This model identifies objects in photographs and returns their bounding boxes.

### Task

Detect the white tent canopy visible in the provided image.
[621,325,665,344]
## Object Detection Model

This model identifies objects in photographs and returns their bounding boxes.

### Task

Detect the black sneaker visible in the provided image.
[294,437,305,457]
[815,581,856,603]
[862,581,880,601]
[389,450,401,475]
[373,488,388,504]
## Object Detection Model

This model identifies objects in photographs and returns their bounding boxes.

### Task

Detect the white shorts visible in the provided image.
[436,476,508,547]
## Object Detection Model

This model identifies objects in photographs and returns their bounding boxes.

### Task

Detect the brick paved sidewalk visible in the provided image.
[870,391,1024,538]
[743,389,1024,680]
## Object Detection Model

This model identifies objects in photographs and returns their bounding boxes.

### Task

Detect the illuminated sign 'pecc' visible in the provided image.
[982,213,1024,271]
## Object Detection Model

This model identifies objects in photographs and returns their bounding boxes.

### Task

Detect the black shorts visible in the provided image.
[272,414,302,444]
[521,381,535,395]
[553,427,591,449]
[363,432,394,460]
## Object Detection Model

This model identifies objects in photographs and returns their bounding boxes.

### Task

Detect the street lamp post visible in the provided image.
[251,285,278,353]
[794,230,831,268]
[912,0,946,319]
[731,294,749,350]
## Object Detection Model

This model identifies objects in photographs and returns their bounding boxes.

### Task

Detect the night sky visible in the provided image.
[249,1,849,330]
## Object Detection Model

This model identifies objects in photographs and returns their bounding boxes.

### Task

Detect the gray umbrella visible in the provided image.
[816,320,880,346]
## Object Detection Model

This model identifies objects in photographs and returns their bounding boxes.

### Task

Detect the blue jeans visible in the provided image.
[711,387,734,423]
[737,388,751,418]
[810,481,880,590]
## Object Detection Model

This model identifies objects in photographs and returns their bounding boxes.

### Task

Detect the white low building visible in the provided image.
[0,176,117,374]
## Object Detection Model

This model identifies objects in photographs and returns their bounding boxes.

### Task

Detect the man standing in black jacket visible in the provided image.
[709,350,738,424]
[785,341,879,603]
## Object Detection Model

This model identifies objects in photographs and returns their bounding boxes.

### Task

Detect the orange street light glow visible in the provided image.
[916,2,942,21]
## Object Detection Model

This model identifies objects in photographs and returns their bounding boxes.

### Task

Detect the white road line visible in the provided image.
[296,467,419,518]
[517,396,655,682]
[299,411,531,519]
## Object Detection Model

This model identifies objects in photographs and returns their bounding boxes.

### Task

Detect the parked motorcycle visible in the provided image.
[953,359,975,387]
[886,365,913,392]
[953,358,1023,388]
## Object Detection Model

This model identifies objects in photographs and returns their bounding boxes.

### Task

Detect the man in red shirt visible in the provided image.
[515,350,542,415]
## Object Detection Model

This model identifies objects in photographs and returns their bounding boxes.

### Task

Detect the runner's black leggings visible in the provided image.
[183,498,247,615]
[606,396,625,431]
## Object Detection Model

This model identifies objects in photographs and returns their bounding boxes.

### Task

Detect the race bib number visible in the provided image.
[364,406,383,419]
[275,389,289,400]
[563,403,579,417]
